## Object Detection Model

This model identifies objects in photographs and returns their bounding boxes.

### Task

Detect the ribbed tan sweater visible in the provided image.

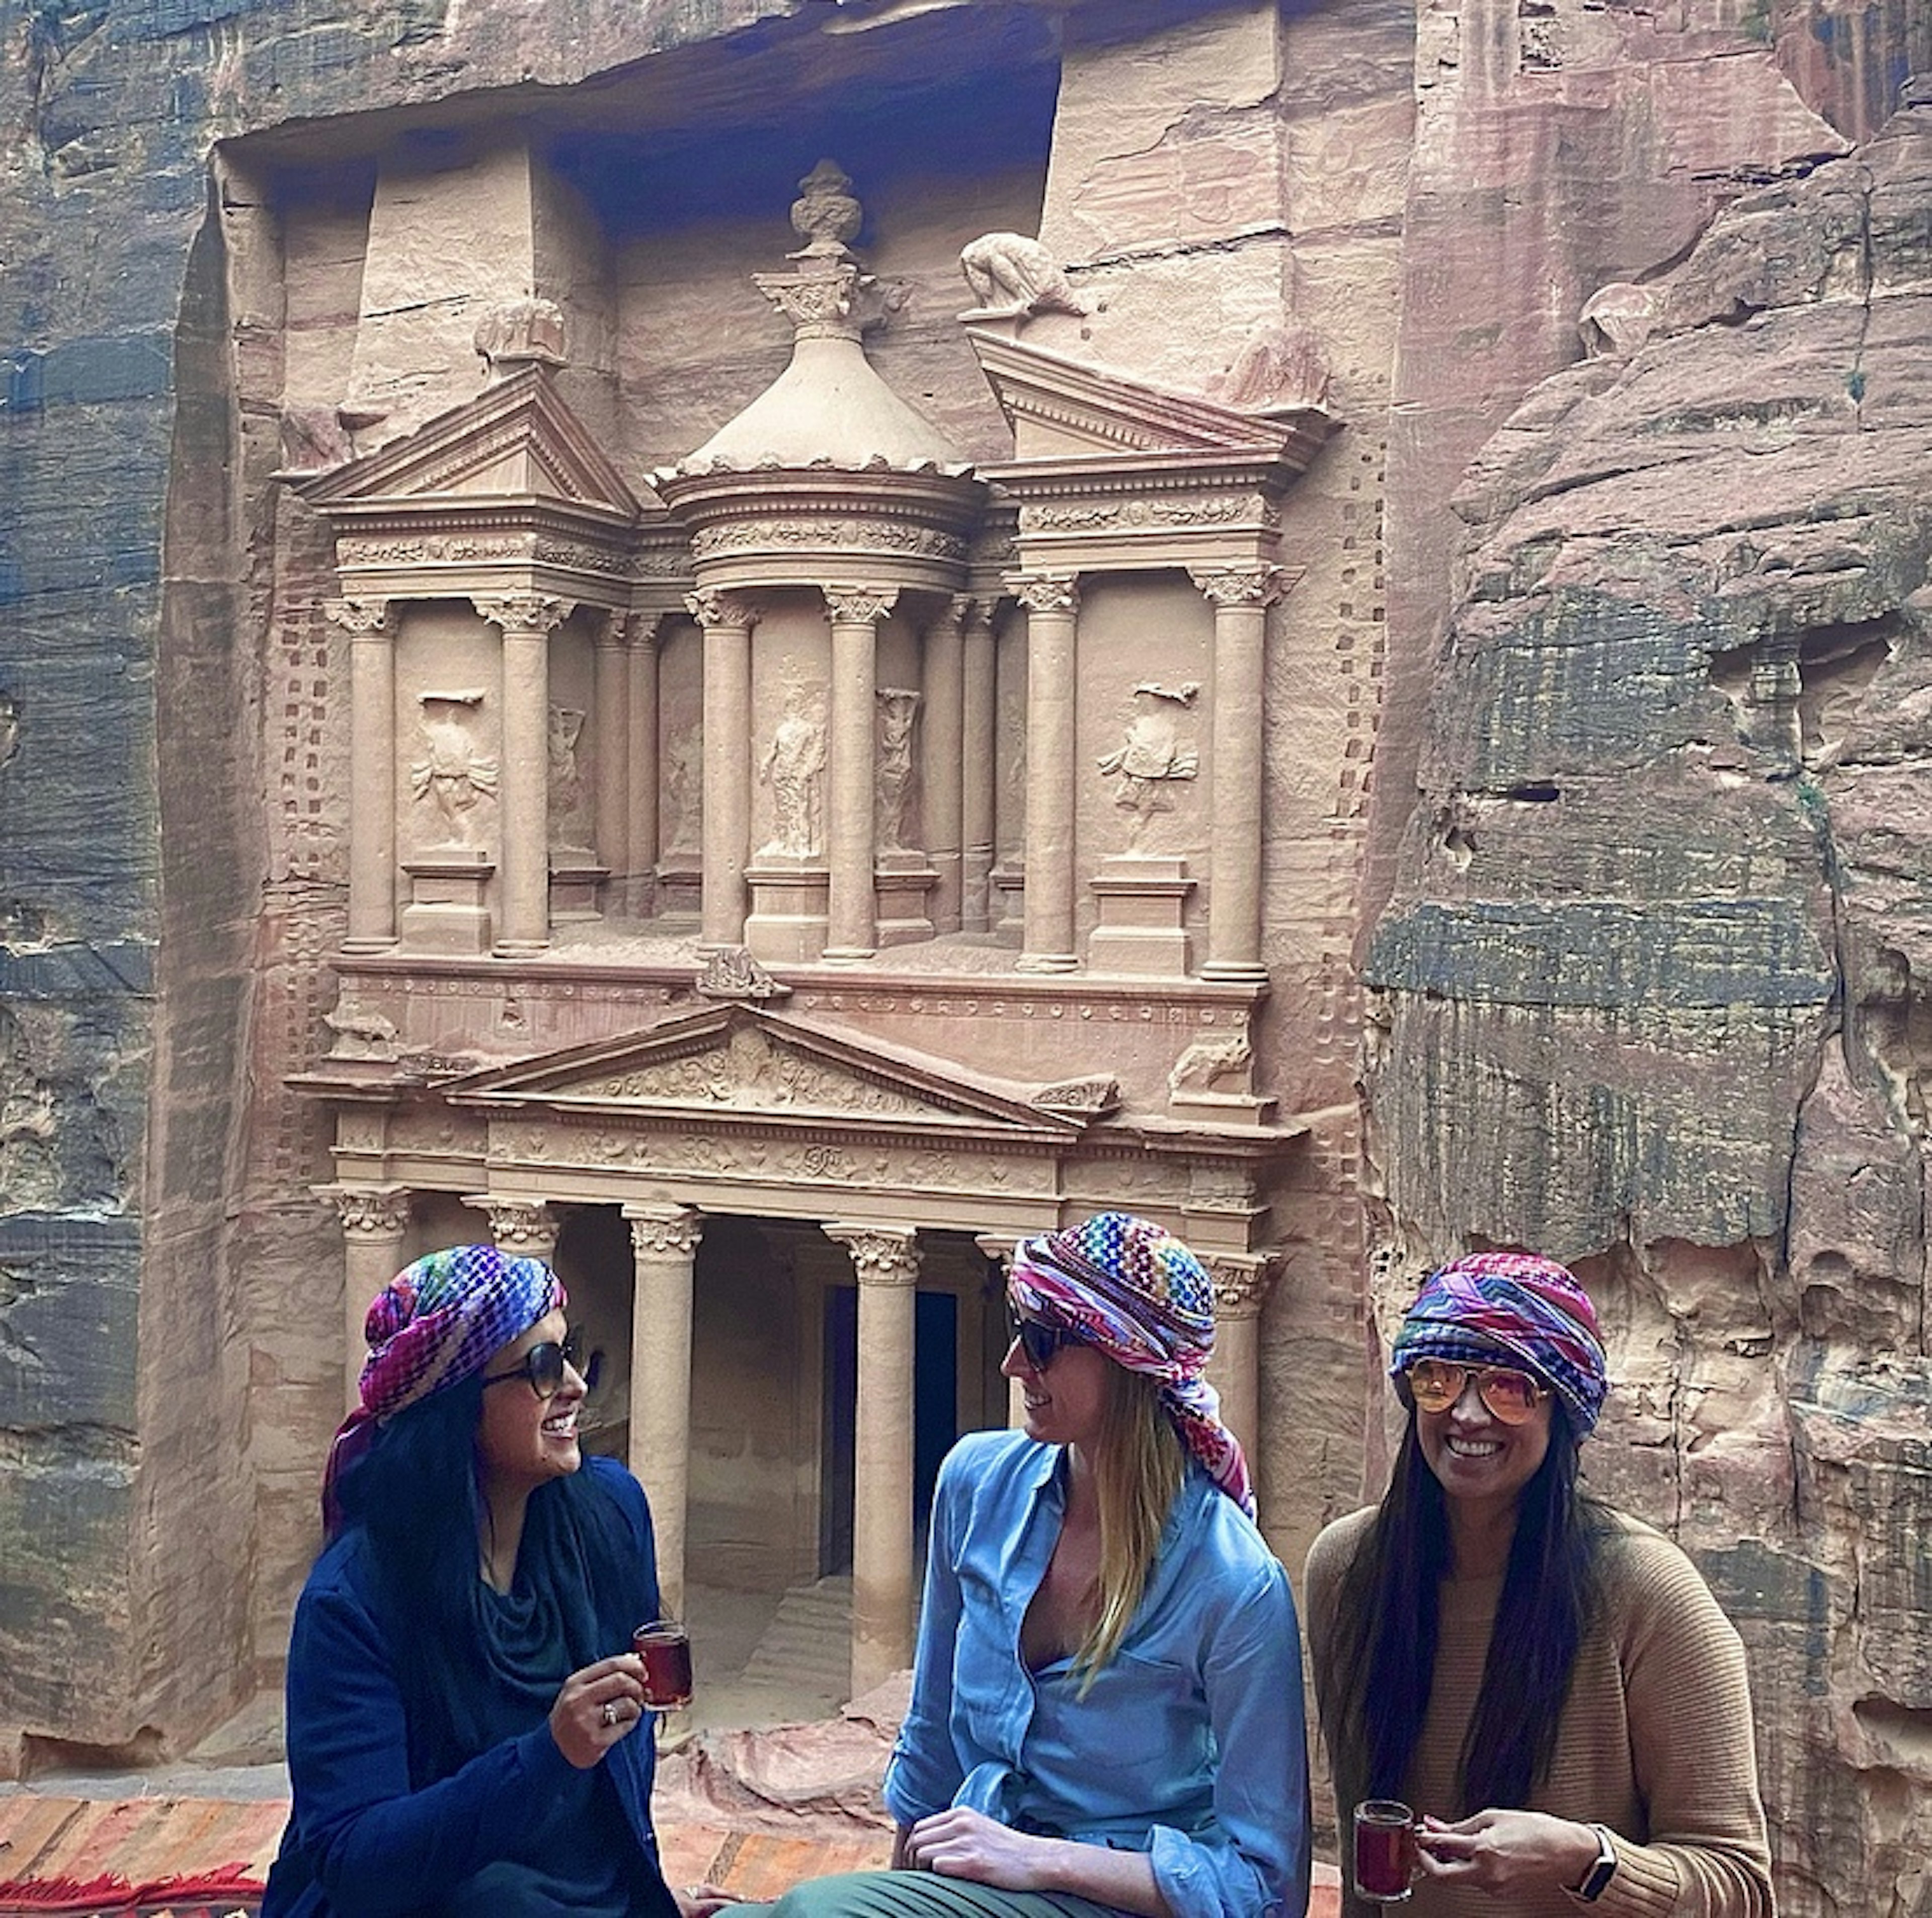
[1305,1505,1774,1918]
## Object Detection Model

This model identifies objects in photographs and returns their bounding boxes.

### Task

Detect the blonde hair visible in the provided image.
[1073,1363,1186,1691]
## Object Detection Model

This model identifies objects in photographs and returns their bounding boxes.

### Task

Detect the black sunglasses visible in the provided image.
[1005,1305,1083,1371]
[481,1327,600,1399]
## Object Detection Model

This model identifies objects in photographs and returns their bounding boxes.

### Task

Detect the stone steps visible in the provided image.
[737,1575,854,1707]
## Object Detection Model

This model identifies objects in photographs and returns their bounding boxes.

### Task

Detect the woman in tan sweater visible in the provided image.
[1304,1253,1774,1916]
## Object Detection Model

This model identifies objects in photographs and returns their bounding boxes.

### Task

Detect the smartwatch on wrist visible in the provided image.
[1571,1823,1618,1903]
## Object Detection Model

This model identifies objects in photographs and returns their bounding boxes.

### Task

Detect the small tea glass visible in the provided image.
[631,1619,693,1711]
[1352,1799,1418,1903]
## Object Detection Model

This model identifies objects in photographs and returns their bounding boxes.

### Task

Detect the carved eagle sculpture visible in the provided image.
[958,232,1087,321]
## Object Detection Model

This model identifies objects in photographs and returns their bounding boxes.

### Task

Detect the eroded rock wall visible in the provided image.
[1365,94,1932,1913]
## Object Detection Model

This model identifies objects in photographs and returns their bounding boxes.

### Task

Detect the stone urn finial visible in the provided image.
[789,159,863,262]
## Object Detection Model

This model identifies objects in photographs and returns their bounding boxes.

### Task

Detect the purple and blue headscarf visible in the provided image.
[1390,1250,1608,1435]
[1009,1212,1255,1517]
[322,1243,564,1530]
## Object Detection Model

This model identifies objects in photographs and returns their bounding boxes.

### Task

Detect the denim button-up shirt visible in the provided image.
[883,1429,1311,1918]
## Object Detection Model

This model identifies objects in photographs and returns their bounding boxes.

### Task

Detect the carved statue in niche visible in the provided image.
[757,678,829,858]
[410,691,497,846]
[1219,319,1332,411]
[958,232,1087,321]
[1098,682,1200,847]
[662,730,699,856]
[547,704,588,847]
[875,687,921,853]
[473,296,567,380]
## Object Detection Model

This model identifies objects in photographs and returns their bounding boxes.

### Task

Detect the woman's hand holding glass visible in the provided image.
[547,1652,649,1769]
[1415,1808,1603,1897]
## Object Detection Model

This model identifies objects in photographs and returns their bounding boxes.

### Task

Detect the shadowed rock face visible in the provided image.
[1366,98,1932,1905]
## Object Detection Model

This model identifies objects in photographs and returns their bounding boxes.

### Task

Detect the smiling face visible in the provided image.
[473,1307,585,1502]
[1001,1323,1114,1453]
[1413,1353,1554,1523]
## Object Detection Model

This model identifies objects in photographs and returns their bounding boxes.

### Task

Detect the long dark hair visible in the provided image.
[330,1375,650,1780]
[1332,1397,1606,1811]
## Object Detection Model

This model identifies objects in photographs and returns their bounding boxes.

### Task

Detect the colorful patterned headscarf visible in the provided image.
[322,1243,565,1530]
[1389,1250,1608,1435]
[1008,1212,1254,1517]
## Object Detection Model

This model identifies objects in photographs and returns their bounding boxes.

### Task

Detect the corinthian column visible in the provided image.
[1010,574,1080,971]
[592,611,631,906]
[1188,566,1296,981]
[627,613,668,914]
[475,593,574,956]
[687,589,758,948]
[328,598,398,952]
[922,595,967,934]
[824,1222,920,1696]
[823,585,898,961]
[960,596,998,933]
[625,1204,704,1616]
[331,1185,411,1413]
[1201,1251,1278,1495]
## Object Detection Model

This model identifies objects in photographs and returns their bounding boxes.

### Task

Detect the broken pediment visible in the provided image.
[290,363,645,526]
[964,326,1334,465]
[440,1001,1088,1139]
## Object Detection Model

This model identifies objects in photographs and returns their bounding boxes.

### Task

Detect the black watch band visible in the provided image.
[1572,1824,1618,1903]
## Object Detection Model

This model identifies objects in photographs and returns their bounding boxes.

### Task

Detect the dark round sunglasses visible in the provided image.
[481,1327,601,1399]
[1005,1305,1084,1371]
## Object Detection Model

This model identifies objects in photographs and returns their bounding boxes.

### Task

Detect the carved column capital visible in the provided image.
[824,1222,921,1287]
[1187,564,1299,608]
[325,597,395,636]
[823,584,900,626]
[624,609,674,650]
[329,1185,412,1239]
[1200,1252,1279,1320]
[464,1194,559,1258]
[472,592,574,636]
[685,588,759,631]
[624,1203,704,1262]
[1008,572,1080,617]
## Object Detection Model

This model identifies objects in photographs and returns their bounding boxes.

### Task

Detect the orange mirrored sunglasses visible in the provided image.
[1401,1357,1550,1424]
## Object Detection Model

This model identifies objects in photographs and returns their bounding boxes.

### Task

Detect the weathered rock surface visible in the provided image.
[1366,95,1932,1909]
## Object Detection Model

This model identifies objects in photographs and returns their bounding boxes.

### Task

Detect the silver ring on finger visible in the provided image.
[601,1699,618,1727]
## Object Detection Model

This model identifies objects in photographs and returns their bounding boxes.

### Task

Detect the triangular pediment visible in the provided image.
[965,327,1330,460]
[441,1002,1086,1136]
[293,365,643,522]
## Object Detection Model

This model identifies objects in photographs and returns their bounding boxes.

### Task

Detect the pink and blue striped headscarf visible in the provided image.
[1390,1251,1608,1434]
[1009,1212,1254,1517]
[323,1244,564,1530]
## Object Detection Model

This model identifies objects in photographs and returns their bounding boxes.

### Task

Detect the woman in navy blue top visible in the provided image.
[762,1214,1311,1918]
[262,1244,724,1918]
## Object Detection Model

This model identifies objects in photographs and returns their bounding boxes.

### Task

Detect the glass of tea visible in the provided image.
[631,1619,693,1711]
[1352,1800,1417,1903]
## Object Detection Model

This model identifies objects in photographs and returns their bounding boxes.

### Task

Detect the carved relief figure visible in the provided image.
[757,679,829,858]
[547,704,588,846]
[1168,1032,1253,1097]
[958,232,1087,321]
[662,730,699,856]
[876,687,921,853]
[1220,320,1332,412]
[1098,681,1200,845]
[410,692,497,846]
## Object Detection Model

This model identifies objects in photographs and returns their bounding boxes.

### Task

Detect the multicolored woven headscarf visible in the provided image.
[1389,1251,1608,1435]
[1008,1212,1254,1517]
[322,1243,564,1530]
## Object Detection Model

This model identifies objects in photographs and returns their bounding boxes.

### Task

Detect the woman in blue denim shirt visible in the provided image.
[767,1214,1311,1918]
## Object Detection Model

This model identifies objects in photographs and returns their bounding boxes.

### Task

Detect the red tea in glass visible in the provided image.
[1352,1800,1416,1903]
[632,1620,693,1710]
